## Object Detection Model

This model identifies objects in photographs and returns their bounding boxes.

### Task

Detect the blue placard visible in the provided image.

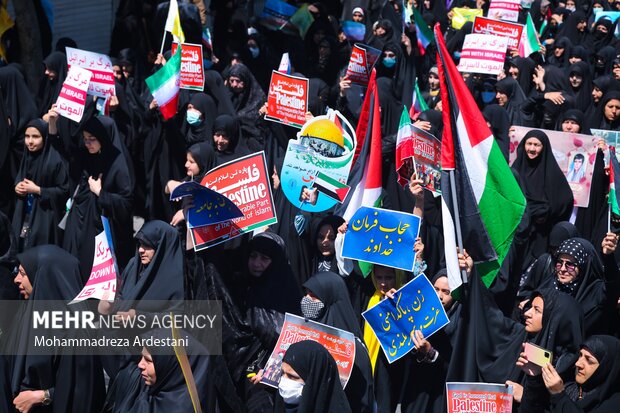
[342,207,421,271]
[342,20,366,42]
[170,181,243,228]
[362,274,450,363]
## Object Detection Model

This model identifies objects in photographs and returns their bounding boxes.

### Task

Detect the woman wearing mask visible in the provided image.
[183,93,216,146]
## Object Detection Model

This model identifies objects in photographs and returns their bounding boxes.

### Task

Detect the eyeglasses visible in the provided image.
[555,258,578,273]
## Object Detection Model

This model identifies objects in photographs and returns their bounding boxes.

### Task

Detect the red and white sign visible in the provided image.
[191,152,278,250]
[447,382,513,413]
[473,16,524,50]
[171,42,205,91]
[56,65,92,123]
[487,0,521,22]
[457,33,509,75]
[266,71,308,128]
[66,47,115,97]
[345,43,381,86]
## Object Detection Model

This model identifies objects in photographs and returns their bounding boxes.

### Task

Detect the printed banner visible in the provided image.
[346,43,381,86]
[592,129,620,165]
[473,16,524,49]
[398,125,442,195]
[70,217,117,304]
[281,110,356,212]
[509,127,599,208]
[452,8,484,29]
[266,71,309,128]
[66,47,115,97]
[191,152,277,250]
[362,274,450,363]
[261,313,356,388]
[56,65,93,123]
[342,207,421,271]
[446,382,513,413]
[457,33,508,75]
[487,0,521,22]
[169,181,243,228]
[171,42,205,91]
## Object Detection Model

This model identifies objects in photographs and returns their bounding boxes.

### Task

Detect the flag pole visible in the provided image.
[159,31,167,56]
[608,202,612,234]
[449,169,469,285]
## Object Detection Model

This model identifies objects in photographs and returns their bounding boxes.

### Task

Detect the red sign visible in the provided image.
[56,66,92,123]
[171,42,205,91]
[447,382,513,413]
[191,152,277,250]
[265,71,308,128]
[473,16,524,50]
[345,43,381,86]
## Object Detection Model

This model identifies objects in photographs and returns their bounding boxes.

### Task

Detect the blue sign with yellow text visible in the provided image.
[362,274,450,363]
[342,207,421,271]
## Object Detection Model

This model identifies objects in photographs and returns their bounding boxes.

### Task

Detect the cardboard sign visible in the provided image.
[362,275,450,363]
[66,47,115,97]
[171,42,205,91]
[70,217,117,304]
[457,33,508,75]
[191,152,277,250]
[266,71,309,128]
[397,125,442,195]
[509,127,598,208]
[446,382,513,413]
[56,65,92,123]
[261,313,356,388]
[473,16,524,49]
[169,181,243,228]
[345,43,381,86]
[280,110,356,212]
[488,0,521,22]
[342,207,421,272]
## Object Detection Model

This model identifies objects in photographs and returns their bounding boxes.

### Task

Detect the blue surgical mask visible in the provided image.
[249,46,260,58]
[186,109,202,126]
[482,91,496,103]
[382,57,396,68]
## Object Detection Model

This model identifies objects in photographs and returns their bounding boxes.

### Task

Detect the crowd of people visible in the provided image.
[1,0,620,412]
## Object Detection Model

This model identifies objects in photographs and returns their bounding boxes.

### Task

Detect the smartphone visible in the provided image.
[521,342,553,376]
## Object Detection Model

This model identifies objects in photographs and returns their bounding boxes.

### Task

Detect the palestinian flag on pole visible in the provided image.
[518,13,541,57]
[145,47,182,120]
[336,68,383,224]
[312,171,350,202]
[435,23,526,292]
[396,106,415,187]
[609,147,620,216]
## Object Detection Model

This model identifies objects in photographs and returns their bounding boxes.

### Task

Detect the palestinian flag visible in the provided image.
[435,23,526,292]
[518,13,541,57]
[145,46,182,120]
[396,106,415,187]
[609,147,620,216]
[409,80,429,120]
[312,172,350,203]
[412,8,433,56]
[335,69,383,276]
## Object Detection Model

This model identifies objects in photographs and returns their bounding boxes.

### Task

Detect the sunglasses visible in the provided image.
[555,258,578,273]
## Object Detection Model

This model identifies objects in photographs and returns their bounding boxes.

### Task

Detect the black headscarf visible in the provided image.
[211,114,249,164]
[584,18,617,53]
[483,104,511,161]
[182,92,216,146]
[495,77,529,126]
[592,90,620,131]
[12,119,69,250]
[274,340,352,413]
[508,56,537,96]
[203,70,235,116]
[186,141,217,181]
[226,64,266,140]
[310,215,345,275]
[557,108,590,135]
[548,37,573,68]
[568,62,593,113]
[37,51,68,116]
[557,11,589,46]
[366,19,398,50]
[594,45,617,78]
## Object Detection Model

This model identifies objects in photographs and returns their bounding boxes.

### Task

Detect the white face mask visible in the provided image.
[278,376,304,404]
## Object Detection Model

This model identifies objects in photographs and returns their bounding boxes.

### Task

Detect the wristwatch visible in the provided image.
[42,389,52,406]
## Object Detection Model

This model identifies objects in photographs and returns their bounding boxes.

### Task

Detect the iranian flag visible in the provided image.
[518,13,542,57]
[396,106,415,187]
[435,23,526,292]
[145,46,182,120]
[609,147,620,216]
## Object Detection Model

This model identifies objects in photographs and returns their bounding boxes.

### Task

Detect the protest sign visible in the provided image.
[342,207,421,271]
[171,42,205,91]
[169,181,243,228]
[281,110,356,212]
[446,382,513,413]
[277,52,291,74]
[191,152,277,250]
[345,43,381,86]
[66,47,115,97]
[266,71,309,128]
[487,0,521,22]
[397,125,442,195]
[362,275,450,363]
[259,0,297,31]
[509,127,599,208]
[71,217,117,304]
[451,8,484,29]
[473,16,524,49]
[342,20,366,42]
[56,65,93,123]
[261,313,356,388]
[594,11,620,24]
[457,33,508,75]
